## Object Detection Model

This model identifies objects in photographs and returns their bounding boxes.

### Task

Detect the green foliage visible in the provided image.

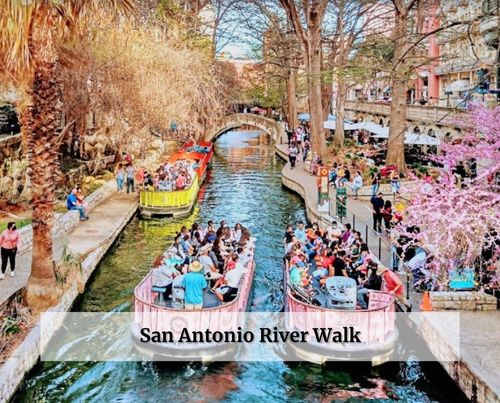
[244,83,283,108]
[1,316,20,335]
[0,218,31,232]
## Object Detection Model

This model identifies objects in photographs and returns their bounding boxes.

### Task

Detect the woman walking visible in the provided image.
[351,170,363,199]
[116,164,125,192]
[0,222,21,279]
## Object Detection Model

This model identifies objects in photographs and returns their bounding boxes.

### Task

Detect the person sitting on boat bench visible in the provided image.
[198,244,222,286]
[151,255,179,303]
[213,254,248,303]
[319,250,349,286]
[356,261,382,309]
[168,234,190,266]
[182,261,207,310]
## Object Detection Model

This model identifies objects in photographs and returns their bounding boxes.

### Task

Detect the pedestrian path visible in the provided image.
[276,144,393,267]
[0,192,137,306]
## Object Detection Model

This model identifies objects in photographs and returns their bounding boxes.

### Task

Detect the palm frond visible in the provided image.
[0,0,134,77]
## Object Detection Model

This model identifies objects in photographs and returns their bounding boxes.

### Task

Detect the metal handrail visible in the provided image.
[328,196,413,300]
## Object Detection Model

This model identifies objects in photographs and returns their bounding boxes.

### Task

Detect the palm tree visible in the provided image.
[0,0,133,309]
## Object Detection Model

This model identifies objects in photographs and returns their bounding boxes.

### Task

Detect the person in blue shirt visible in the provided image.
[294,222,307,244]
[66,188,89,220]
[182,261,207,310]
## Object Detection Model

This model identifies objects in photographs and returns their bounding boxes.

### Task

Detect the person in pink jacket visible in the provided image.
[0,222,21,279]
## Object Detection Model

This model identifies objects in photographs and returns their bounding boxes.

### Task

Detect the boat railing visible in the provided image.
[286,289,396,345]
[133,254,255,333]
[139,175,200,208]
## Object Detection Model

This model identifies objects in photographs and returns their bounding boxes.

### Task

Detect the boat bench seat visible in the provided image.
[152,286,167,306]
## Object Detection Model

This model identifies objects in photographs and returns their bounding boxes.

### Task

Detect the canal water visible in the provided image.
[15,130,465,402]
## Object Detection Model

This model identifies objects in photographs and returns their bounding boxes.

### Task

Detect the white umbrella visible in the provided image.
[323,120,357,130]
[355,121,389,137]
[404,133,441,146]
[373,132,441,146]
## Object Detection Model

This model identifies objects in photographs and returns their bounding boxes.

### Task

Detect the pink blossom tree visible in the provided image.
[402,104,499,290]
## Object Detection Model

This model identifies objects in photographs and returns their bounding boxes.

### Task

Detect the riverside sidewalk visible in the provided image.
[275,144,393,267]
[275,142,500,402]
[0,192,137,306]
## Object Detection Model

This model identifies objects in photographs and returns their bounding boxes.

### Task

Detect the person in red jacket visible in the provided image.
[377,266,412,311]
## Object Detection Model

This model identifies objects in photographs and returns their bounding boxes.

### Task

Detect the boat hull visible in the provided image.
[138,141,213,219]
[283,262,398,366]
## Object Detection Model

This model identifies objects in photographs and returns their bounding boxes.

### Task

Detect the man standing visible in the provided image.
[126,163,135,194]
[294,222,307,245]
[182,261,207,310]
[370,192,384,232]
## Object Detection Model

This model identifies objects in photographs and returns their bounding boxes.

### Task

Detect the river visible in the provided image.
[14,130,466,402]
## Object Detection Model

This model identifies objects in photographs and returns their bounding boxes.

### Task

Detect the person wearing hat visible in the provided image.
[377,265,412,312]
[181,261,207,310]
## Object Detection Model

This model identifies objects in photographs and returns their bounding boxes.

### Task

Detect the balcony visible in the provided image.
[344,101,468,128]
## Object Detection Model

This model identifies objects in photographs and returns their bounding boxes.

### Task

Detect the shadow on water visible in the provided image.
[14,130,467,403]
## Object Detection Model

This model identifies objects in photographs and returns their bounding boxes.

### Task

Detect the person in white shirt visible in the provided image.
[214,255,248,303]
[151,255,179,300]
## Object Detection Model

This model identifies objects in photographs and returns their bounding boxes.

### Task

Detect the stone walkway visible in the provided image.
[276,144,393,267]
[0,192,137,306]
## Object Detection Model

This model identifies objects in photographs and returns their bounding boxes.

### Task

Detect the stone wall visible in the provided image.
[430,291,497,311]
[206,113,286,144]
[17,179,117,255]
[0,193,136,403]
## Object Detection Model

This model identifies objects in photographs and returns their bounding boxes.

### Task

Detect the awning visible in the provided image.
[373,132,441,146]
[444,80,470,92]
[355,121,389,137]
[404,133,441,146]
[300,113,335,122]
[324,120,357,131]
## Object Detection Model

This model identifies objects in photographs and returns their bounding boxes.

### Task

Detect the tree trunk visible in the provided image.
[334,76,346,147]
[21,12,61,309]
[308,34,326,158]
[286,69,298,130]
[386,9,408,171]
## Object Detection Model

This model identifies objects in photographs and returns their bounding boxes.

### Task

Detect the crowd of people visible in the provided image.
[286,124,311,169]
[116,158,196,194]
[283,220,412,311]
[150,221,254,310]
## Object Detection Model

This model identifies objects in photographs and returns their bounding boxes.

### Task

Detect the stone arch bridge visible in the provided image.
[205,113,285,143]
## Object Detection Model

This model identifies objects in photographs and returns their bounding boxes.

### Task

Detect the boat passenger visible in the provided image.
[213,254,248,303]
[233,223,243,242]
[237,246,252,267]
[294,222,307,244]
[319,250,348,286]
[198,244,222,285]
[216,220,227,237]
[356,261,383,309]
[151,255,179,301]
[284,225,294,248]
[168,234,189,265]
[182,261,207,310]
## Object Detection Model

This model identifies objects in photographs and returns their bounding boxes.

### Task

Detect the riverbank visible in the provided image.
[0,188,137,403]
[274,142,500,403]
